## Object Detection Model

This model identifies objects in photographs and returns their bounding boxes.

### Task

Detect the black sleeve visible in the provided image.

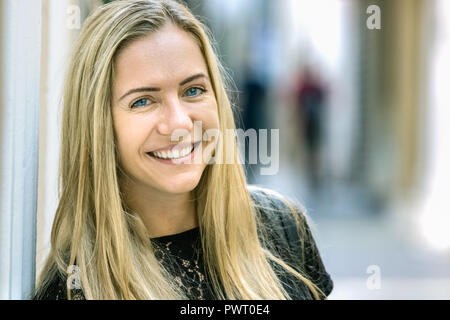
[249,186,333,298]
[33,274,85,300]
[296,213,333,297]
[32,275,68,300]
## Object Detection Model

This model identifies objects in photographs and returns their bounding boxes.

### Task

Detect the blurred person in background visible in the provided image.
[295,65,328,192]
[240,66,268,183]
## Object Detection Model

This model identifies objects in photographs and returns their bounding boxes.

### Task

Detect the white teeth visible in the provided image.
[180,146,191,157]
[150,145,194,159]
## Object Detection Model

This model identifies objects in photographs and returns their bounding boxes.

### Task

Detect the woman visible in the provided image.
[33,0,333,300]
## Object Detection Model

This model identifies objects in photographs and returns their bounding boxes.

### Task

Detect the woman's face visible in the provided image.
[112,23,219,196]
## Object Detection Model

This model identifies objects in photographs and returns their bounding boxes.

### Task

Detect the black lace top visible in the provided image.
[34,189,333,300]
[150,227,216,299]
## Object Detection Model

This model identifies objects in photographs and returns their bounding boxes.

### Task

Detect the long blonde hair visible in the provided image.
[35,0,325,300]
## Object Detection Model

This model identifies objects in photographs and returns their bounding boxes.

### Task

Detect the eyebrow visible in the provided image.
[118,73,208,101]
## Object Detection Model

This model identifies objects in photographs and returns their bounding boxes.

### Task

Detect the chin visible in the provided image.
[159,174,202,195]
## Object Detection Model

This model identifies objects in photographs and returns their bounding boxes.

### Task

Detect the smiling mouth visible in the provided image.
[147,141,201,160]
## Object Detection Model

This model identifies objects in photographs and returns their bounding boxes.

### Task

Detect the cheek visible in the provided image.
[112,112,142,161]
[199,100,219,129]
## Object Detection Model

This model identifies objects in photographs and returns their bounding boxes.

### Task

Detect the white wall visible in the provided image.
[0,0,100,299]
[419,0,450,251]
[0,0,42,299]
[36,0,101,286]
[36,0,76,286]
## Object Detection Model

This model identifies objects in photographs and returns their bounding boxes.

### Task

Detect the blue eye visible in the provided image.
[185,87,204,97]
[131,98,150,108]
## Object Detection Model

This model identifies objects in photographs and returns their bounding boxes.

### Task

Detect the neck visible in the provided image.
[121,180,198,238]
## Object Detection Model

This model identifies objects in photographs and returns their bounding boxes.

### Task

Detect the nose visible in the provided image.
[156,95,193,136]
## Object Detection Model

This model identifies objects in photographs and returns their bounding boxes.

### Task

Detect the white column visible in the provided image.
[37,0,69,289]
[36,0,102,286]
[0,0,42,299]
[36,0,92,286]
[419,0,450,251]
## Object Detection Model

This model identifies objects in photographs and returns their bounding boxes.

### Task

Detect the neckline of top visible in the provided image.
[150,226,200,242]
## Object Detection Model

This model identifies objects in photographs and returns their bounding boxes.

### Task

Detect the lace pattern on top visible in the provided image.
[44,227,213,300]
[150,227,215,300]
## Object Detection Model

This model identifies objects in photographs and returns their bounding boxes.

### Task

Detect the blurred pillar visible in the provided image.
[419,0,450,250]
[355,0,426,206]
[0,0,41,299]
[385,0,426,195]
[354,0,391,207]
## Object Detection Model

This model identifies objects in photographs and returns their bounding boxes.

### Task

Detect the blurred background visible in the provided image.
[0,0,449,299]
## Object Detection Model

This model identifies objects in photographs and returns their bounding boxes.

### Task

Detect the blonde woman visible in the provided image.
[33,0,333,300]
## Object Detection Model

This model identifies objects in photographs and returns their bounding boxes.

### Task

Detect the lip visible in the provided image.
[148,141,196,153]
[146,141,201,164]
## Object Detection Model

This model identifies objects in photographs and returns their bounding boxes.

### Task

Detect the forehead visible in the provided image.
[113,23,208,91]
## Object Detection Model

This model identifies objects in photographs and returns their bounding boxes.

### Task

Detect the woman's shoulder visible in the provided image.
[247,184,287,203]
[247,185,334,298]
[248,184,306,238]
[247,185,307,224]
